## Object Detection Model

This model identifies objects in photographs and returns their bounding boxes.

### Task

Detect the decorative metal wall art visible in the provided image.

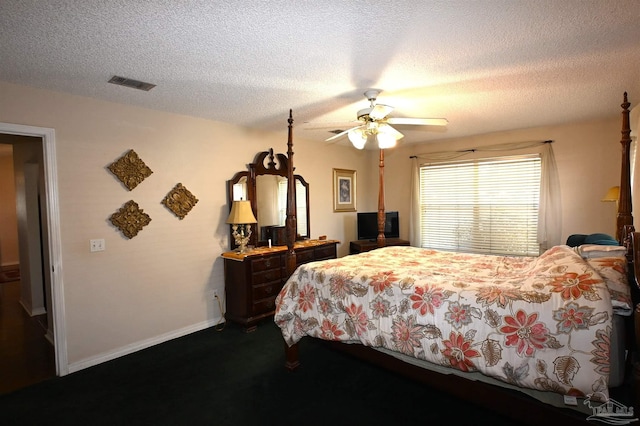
[162,183,199,220]
[110,200,152,239]
[108,149,153,191]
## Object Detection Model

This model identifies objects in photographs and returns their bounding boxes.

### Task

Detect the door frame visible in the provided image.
[0,122,67,375]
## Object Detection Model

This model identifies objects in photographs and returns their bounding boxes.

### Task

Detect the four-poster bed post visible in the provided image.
[618,92,633,242]
[284,109,300,370]
[285,109,297,278]
[377,149,386,248]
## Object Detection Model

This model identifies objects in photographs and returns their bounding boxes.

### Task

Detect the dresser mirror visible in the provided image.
[227,149,310,250]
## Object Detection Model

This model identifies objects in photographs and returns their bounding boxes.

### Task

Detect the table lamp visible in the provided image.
[601,186,620,205]
[226,200,257,253]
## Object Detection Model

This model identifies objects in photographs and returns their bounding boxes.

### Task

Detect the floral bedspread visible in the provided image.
[274,245,631,400]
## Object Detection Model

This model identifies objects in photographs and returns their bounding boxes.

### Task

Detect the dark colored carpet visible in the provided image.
[0,319,618,425]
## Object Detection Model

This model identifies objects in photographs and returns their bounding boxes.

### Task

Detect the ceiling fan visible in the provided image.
[317,89,448,149]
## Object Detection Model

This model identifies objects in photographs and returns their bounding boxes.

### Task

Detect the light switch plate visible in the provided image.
[90,239,105,252]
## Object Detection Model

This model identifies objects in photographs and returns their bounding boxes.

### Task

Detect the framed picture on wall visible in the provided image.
[333,168,356,212]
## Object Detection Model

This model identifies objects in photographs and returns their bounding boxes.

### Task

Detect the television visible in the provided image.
[357,211,399,241]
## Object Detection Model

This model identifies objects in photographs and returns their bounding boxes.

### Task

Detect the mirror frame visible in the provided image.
[227,148,310,249]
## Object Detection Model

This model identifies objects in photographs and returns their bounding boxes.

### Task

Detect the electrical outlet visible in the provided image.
[90,239,105,252]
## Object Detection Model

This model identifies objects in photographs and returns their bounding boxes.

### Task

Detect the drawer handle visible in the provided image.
[265,273,272,280]
[265,286,272,294]
[265,260,271,267]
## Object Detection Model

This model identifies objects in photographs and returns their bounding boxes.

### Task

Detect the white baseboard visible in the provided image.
[67,316,225,374]
[45,329,55,345]
[19,299,46,316]
[31,307,46,315]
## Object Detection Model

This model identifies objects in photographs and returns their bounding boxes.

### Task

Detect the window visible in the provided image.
[419,155,541,256]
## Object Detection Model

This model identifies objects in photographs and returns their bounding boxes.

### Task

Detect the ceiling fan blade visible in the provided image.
[369,104,394,120]
[325,124,364,142]
[387,117,448,126]
[304,121,360,130]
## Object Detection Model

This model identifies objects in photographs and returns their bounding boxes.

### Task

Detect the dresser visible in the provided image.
[222,239,339,332]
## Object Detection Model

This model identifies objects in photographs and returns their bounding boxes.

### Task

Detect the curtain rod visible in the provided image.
[409,140,553,159]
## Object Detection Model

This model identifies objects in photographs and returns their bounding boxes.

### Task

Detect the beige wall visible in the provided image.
[0,81,373,369]
[385,117,623,243]
[0,79,627,372]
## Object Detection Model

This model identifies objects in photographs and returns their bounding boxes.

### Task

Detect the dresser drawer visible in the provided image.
[250,255,282,272]
[295,248,315,265]
[252,268,282,284]
[253,281,282,300]
[315,244,337,260]
[251,296,277,316]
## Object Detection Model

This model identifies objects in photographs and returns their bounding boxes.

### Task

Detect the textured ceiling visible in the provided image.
[1,0,640,148]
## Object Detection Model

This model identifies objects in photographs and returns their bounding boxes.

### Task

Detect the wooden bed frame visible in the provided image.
[280,94,637,425]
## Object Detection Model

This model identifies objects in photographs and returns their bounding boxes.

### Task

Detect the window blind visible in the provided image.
[419,155,541,256]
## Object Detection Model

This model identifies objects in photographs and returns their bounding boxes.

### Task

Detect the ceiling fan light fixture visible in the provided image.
[312,89,448,148]
[348,128,367,149]
[376,132,397,149]
[357,108,373,120]
[365,120,378,132]
[376,123,404,149]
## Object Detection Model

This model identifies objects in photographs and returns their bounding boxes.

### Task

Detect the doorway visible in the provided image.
[0,122,67,384]
[0,139,56,393]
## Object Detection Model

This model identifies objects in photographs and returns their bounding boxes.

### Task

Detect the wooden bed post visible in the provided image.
[285,109,297,277]
[615,93,640,411]
[377,148,386,248]
[283,109,300,371]
[284,341,300,371]
[617,92,633,242]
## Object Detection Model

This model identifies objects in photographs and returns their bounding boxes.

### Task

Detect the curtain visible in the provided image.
[409,157,421,247]
[411,140,562,253]
[537,143,562,250]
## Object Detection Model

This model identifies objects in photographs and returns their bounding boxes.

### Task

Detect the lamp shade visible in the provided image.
[226,200,257,224]
[601,186,620,202]
[375,131,397,149]
[348,128,367,150]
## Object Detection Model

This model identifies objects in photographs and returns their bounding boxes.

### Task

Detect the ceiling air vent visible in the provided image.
[108,75,156,91]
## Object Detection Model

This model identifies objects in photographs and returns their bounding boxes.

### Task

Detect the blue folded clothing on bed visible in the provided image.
[566,233,619,247]
[566,234,587,247]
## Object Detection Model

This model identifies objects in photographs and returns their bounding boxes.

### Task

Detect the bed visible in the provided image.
[274,94,638,424]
